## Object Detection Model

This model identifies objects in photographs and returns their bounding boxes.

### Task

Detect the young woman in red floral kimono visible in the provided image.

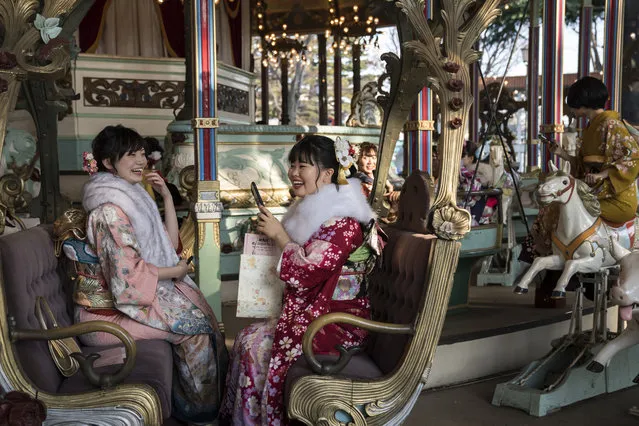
[220,135,379,425]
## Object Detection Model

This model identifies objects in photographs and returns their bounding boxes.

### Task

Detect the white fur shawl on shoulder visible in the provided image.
[282,178,375,244]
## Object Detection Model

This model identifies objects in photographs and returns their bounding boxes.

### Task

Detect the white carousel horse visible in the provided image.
[587,240,639,375]
[514,160,632,298]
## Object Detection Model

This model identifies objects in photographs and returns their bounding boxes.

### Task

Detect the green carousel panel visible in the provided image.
[450,224,503,308]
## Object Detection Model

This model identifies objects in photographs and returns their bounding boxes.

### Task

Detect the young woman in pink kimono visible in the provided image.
[220,135,379,425]
[78,125,228,423]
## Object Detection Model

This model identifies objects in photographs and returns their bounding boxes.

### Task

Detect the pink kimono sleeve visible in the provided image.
[279,217,362,292]
[91,204,159,306]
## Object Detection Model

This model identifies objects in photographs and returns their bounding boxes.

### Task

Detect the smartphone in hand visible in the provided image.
[251,182,264,207]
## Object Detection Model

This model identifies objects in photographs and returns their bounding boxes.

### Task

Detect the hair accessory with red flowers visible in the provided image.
[334,137,357,185]
[82,152,98,175]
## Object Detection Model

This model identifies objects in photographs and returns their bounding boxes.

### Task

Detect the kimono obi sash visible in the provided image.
[332,220,385,301]
[61,239,116,311]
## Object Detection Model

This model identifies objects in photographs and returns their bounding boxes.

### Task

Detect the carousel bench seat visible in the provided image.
[0,225,167,425]
[286,171,460,425]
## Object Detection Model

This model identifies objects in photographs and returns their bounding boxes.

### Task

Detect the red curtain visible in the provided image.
[79,0,241,65]
[157,0,186,58]
[78,0,111,53]
[223,0,243,68]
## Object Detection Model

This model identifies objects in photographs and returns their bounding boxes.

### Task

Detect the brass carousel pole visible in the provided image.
[577,0,593,130]
[527,0,541,171]
[604,0,625,111]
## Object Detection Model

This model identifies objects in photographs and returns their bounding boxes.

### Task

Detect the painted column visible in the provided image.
[604,0,625,112]
[527,0,541,170]
[540,0,565,171]
[260,42,269,124]
[405,1,433,174]
[280,56,290,125]
[353,43,361,96]
[318,34,328,125]
[192,0,224,323]
[334,36,342,126]
[577,0,592,130]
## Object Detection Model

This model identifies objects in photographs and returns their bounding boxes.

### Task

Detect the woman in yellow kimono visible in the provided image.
[562,76,639,224]
[517,77,639,296]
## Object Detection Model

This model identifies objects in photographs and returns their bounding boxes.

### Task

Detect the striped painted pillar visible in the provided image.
[604,0,625,112]
[577,0,592,131]
[192,0,224,323]
[540,0,565,171]
[527,0,541,170]
[406,1,434,174]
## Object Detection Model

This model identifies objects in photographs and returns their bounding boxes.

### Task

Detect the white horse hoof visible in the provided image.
[551,290,566,299]
[514,286,528,295]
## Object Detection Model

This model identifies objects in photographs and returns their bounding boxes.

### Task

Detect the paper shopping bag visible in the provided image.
[236,254,284,318]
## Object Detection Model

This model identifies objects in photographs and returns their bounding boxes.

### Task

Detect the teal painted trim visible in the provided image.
[58,135,166,141]
[77,54,184,66]
[74,113,174,120]
[460,226,500,253]
[58,138,93,170]
[218,124,381,136]
[220,253,241,276]
[75,67,183,76]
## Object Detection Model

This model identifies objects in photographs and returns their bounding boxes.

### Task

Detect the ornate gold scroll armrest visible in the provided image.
[302,312,414,375]
[10,319,136,389]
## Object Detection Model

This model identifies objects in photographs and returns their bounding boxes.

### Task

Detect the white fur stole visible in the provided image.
[282,178,375,244]
[82,172,194,286]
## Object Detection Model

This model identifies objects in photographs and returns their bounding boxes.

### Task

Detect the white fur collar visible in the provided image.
[282,178,375,244]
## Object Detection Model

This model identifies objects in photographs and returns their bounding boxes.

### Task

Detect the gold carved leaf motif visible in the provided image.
[431,205,471,240]
[0,0,39,49]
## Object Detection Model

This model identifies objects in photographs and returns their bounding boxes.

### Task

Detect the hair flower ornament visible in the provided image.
[82,152,98,175]
[34,14,62,44]
[334,137,356,185]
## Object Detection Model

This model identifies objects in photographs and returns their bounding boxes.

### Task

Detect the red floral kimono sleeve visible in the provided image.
[279,217,362,292]
[90,204,159,307]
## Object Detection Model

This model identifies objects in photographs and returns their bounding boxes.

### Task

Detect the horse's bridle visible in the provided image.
[546,176,575,204]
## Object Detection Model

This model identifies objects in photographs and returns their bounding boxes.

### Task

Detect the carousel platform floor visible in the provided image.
[222,286,637,425]
[403,372,639,425]
[222,285,594,350]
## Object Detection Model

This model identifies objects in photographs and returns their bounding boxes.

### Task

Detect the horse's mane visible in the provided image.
[548,170,601,217]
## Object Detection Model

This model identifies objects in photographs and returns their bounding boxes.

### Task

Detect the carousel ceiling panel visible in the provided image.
[253,0,393,35]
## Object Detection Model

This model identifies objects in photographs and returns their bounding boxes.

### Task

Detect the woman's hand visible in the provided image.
[144,171,171,199]
[257,206,291,249]
[173,259,190,281]
[157,259,190,282]
[585,169,609,185]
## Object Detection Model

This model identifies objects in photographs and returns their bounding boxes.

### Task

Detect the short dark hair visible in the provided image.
[92,125,147,172]
[359,142,378,156]
[462,141,478,160]
[566,77,609,109]
[144,137,164,156]
[288,134,340,186]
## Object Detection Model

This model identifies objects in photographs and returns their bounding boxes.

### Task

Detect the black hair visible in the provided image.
[92,125,147,172]
[144,137,164,156]
[566,76,609,109]
[288,134,340,187]
[462,141,478,161]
